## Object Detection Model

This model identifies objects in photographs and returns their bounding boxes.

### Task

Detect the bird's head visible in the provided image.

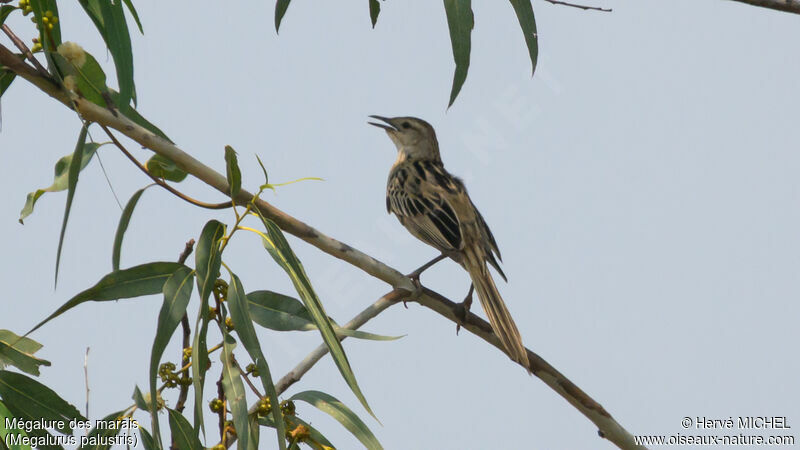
[368,115,441,162]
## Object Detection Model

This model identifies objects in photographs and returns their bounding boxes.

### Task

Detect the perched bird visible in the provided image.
[369,115,530,370]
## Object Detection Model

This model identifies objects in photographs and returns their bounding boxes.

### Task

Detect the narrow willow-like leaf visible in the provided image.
[443,0,474,107]
[227,277,285,450]
[76,410,125,450]
[195,220,225,304]
[255,213,377,420]
[27,262,185,336]
[192,220,225,435]
[145,154,187,182]
[0,399,30,449]
[508,0,538,75]
[224,145,242,197]
[255,155,269,185]
[275,0,291,32]
[149,265,194,448]
[122,0,143,33]
[220,334,250,450]
[29,0,61,63]
[369,0,380,28]
[132,386,148,410]
[0,69,15,99]
[139,427,156,450]
[51,51,110,108]
[248,290,402,340]
[0,5,15,26]
[0,330,50,376]
[167,408,202,450]
[19,142,101,224]
[54,124,89,286]
[0,370,86,434]
[98,0,135,109]
[290,390,382,450]
[112,186,150,271]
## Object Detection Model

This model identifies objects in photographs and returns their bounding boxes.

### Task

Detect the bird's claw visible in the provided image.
[455,284,474,335]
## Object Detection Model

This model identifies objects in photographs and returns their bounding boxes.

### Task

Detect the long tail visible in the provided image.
[463,247,530,373]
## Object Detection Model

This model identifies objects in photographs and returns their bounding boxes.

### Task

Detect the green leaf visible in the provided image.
[167,408,202,450]
[0,370,86,435]
[0,69,16,99]
[290,390,382,450]
[196,220,225,304]
[255,155,269,185]
[220,334,250,450]
[0,330,51,376]
[131,386,148,410]
[508,0,538,75]
[255,213,377,420]
[139,427,156,450]
[191,220,225,435]
[247,290,313,331]
[19,142,101,224]
[52,51,110,108]
[0,399,31,450]
[76,410,125,450]
[0,5,15,27]
[369,0,380,27]
[29,0,62,65]
[98,0,135,109]
[145,154,187,182]
[112,186,150,271]
[443,0,474,107]
[54,124,89,286]
[224,145,242,198]
[27,262,186,336]
[247,291,402,340]
[275,0,291,32]
[149,265,194,448]
[122,0,143,33]
[226,277,285,450]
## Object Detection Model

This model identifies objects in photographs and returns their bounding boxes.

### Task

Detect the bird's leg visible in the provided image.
[402,253,448,308]
[407,253,448,282]
[455,284,474,335]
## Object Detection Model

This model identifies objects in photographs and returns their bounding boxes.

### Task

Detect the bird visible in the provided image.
[368,115,530,371]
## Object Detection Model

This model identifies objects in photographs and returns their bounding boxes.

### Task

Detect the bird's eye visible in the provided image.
[401,121,411,129]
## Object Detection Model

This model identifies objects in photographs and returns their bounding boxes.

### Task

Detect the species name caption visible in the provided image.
[5,417,138,432]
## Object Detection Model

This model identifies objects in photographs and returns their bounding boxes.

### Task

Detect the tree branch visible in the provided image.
[275,289,405,396]
[0,44,643,449]
[728,0,800,14]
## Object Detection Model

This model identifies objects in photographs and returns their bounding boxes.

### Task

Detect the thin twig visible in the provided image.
[175,239,195,413]
[274,289,405,395]
[100,125,232,210]
[543,0,612,12]
[1,24,50,77]
[84,347,90,419]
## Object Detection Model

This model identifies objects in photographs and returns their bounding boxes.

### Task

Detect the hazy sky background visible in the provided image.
[2,1,799,449]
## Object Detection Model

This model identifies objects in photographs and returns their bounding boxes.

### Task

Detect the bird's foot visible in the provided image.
[407,253,448,284]
[455,284,474,335]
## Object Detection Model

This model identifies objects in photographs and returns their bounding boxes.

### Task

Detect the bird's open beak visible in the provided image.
[368,115,397,132]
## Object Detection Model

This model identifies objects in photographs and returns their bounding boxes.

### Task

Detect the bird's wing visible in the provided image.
[387,163,463,253]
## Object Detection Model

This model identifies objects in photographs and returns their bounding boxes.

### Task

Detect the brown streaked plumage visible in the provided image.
[369,115,530,371]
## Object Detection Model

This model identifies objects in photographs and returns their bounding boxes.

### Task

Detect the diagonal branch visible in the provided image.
[0,44,643,449]
[728,0,800,14]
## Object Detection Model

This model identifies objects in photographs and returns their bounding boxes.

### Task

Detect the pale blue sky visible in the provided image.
[2,1,799,449]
